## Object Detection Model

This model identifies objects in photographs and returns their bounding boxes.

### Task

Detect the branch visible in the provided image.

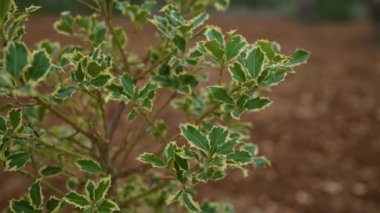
[218,63,226,84]
[99,0,131,75]
[106,102,125,140]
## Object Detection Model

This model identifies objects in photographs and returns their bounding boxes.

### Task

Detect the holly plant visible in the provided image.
[0,0,310,212]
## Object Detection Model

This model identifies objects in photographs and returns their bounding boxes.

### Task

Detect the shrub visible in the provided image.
[0,0,310,212]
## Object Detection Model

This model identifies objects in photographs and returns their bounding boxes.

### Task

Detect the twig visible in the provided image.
[75,0,102,13]
[121,121,149,164]
[18,170,65,196]
[218,63,226,84]
[140,110,170,144]
[135,54,170,81]
[106,102,125,140]
[152,91,177,119]
[34,96,107,144]
[99,0,131,74]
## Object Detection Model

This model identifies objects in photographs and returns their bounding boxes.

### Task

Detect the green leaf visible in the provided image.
[173,35,186,52]
[191,12,209,28]
[246,47,264,79]
[0,116,6,134]
[138,153,165,168]
[0,0,12,24]
[116,1,151,28]
[227,151,252,164]
[95,176,111,201]
[205,27,224,46]
[0,72,14,89]
[5,151,30,171]
[26,50,51,82]
[85,180,96,201]
[163,142,177,164]
[175,154,189,171]
[98,199,120,213]
[289,49,310,66]
[64,192,90,209]
[10,199,35,213]
[173,165,188,181]
[25,5,41,13]
[46,196,61,213]
[229,63,246,83]
[257,67,288,87]
[180,124,209,153]
[217,140,236,155]
[112,27,128,49]
[127,109,138,121]
[182,192,201,212]
[90,26,107,46]
[40,166,62,177]
[149,120,167,139]
[257,40,276,60]
[209,126,228,148]
[66,177,79,191]
[203,40,225,62]
[121,74,135,96]
[54,86,76,100]
[214,0,230,11]
[29,180,43,208]
[54,12,74,35]
[252,156,271,168]
[89,74,112,87]
[72,62,85,83]
[106,84,124,101]
[201,201,234,213]
[5,42,29,80]
[244,97,272,111]
[242,144,259,156]
[75,159,103,174]
[226,35,246,61]
[9,108,22,130]
[209,86,234,104]
[86,61,104,78]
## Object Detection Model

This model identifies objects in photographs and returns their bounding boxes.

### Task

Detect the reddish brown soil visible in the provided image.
[1,14,380,213]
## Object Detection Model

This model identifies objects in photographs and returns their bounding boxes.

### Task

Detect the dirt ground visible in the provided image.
[1,14,380,213]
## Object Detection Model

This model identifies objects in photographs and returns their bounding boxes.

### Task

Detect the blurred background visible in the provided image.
[13,0,380,39]
[12,0,371,20]
[2,0,380,212]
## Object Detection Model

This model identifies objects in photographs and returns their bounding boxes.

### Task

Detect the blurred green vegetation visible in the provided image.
[15,0,365,21]
[316,0,362,20]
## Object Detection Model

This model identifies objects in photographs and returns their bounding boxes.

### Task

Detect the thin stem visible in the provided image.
[140,110,170,144]
[106,102,125,140]
[34,96,107,144]
[135,54,170,81]
[121,121,149,164]
[195,103,221,125]
[99,0,130,75]
[18,170,65,196]
[152,91,177,119]
[75,0,102,13]
[15,135,84,159]
[218,63,226,84]
[96,91,108,136]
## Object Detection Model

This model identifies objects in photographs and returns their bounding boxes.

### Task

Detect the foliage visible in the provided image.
[0,0,309,212]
